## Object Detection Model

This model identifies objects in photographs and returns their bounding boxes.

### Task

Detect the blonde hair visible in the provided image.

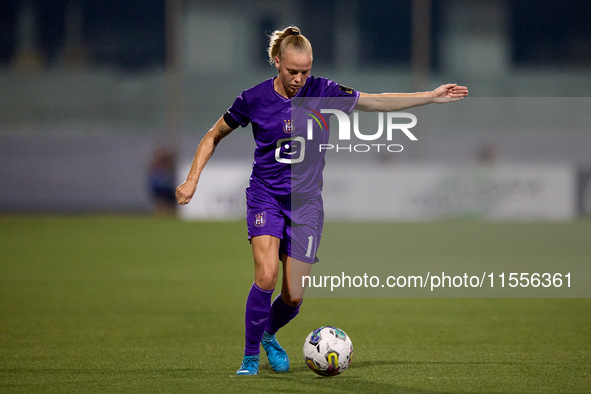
[267,26,313,65]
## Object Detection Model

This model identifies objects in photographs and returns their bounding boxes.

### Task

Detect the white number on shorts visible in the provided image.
[305,235,314,258]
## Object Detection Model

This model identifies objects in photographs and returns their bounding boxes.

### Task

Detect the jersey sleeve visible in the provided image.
[225,91,251,128]
[326,79,360,114]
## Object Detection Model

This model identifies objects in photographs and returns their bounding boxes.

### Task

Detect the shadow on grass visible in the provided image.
[262,358,549,374]
[348,360,556,367]
[254,358,563,393]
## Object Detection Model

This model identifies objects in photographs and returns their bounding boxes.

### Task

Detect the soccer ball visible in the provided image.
[303,326,353,376]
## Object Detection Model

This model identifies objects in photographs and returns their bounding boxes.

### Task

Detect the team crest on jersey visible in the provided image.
[283,119,294,134]
[254,211,266,227]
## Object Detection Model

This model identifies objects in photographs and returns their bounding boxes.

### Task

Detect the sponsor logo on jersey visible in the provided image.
[275,137,305,164]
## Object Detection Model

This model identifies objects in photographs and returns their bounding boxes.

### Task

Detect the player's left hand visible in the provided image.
[431,84,469,103]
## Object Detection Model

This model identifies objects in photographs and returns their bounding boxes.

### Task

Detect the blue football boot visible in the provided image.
[236,354,260,375]
[261,331,290,372]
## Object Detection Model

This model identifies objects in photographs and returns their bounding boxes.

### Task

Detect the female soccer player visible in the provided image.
[176,26,468,375]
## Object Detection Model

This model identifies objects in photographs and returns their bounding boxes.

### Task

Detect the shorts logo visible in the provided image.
[254,211,266,227]
[283,119,294,134]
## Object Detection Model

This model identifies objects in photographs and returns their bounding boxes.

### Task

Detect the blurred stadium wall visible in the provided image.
[0,0,590,217]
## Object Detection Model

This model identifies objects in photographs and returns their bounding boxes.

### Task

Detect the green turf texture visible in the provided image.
[1,216,590,393]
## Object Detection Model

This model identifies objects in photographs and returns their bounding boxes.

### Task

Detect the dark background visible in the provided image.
[1,0,590,71]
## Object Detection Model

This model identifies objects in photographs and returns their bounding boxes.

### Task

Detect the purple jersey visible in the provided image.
[226,76,359,197]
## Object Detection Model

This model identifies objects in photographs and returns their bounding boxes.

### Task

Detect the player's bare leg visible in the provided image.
[252,235,281,290]
[282,254,312,302]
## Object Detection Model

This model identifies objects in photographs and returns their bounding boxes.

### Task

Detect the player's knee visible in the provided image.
[256,271,278,291]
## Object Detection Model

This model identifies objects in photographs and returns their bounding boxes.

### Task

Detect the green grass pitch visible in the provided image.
[1,216,590,393]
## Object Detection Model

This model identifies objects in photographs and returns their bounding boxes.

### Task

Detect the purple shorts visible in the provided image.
[246,186,324,264]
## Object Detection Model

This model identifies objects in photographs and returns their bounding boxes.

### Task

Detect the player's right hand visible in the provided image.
[176,180,197,205]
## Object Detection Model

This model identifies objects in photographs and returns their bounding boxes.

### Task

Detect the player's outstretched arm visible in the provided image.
[355,83,468,112]
[176,116,235,206]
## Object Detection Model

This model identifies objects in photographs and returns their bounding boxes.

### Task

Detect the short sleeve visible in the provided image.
[335,83,358,98]
[226,91,251,128]
[326,79,360,114]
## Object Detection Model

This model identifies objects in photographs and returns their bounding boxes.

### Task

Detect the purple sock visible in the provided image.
[265,294,301,336]
[244,283,274,356]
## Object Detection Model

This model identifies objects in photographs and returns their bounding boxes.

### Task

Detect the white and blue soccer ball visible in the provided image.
[303,326,353,376]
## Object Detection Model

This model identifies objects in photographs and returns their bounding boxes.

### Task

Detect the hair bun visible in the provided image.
[267,26,312,65]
